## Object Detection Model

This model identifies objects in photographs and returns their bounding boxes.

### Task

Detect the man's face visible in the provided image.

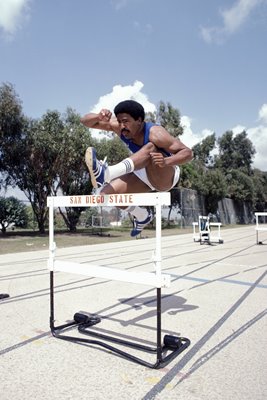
[116,113,142,139]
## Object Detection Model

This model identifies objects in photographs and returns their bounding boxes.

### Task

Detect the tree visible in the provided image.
[95,135,130,165]
[145,111,156,123]
[56,108,95,231]
[202,169,227,213]
[0,196,28,233]
[216,130,255,174]
[188,160,227,214]
[1,110,69,233]
[186,133,227,214]
[179,163,196,189]
[225,169,254,202]
[192,133,216,166]
[8,111,66,233]
[252,169,267,211]
[0,82,25,189]
[157,101,183,137]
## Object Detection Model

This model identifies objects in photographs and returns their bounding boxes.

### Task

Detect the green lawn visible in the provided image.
[0,226,192,255]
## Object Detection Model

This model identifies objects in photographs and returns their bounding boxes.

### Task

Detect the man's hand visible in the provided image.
[150,152,166,168]
[99,109,112,122]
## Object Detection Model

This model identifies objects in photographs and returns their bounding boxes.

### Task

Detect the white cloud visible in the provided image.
[258,103,267,123]
[90,82,209,145]
[231,104,267,171]
[0,0,31,38]
[90,80,156,115]
[200,0,264,44]
[221,0,262,34]
[110,0,129,11]
[180,115,213,148]
[247,125,267,170]
[133,21,153,35]
[89,80,156,139]
[232,124,246,135]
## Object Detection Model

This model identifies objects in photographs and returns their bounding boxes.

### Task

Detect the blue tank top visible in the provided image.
[120,122,171,156]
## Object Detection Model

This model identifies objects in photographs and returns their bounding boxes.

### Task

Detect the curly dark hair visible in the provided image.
[114,100,145,121]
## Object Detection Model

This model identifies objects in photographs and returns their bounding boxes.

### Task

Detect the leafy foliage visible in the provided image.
[0,83,26,186]
[6,111,66,233]
[225,169,255,202]
[252,169,267,210]
[0,196,28,233]
[216,130,255,174]
[95,135,130,165]
[157,101,183,137]
[55,108,95,231]
[192,133,216,166]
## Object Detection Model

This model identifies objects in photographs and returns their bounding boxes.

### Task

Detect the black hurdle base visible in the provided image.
[0,293,10,300]
[50,272,190,369]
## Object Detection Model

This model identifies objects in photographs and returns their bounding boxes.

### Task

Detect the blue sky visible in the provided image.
[0,0,267,180]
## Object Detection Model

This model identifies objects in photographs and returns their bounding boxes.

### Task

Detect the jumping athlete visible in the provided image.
[81,100,193,237]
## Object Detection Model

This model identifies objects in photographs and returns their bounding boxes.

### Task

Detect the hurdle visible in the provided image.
[47,193,190,369]
[193,215,223,245]
[255,212,267,244]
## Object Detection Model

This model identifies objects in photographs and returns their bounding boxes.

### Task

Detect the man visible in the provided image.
[81,100,193,237]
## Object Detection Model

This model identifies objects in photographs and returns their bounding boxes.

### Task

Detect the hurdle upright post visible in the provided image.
[155,196,163,363]
[48,197,55,330]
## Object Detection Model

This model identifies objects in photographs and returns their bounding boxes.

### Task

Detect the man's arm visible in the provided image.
[80,109,120,133]
[149,126,193,167]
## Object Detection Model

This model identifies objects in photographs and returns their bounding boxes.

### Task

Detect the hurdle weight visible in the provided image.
[73,312,90,324]
[163,335,182,349]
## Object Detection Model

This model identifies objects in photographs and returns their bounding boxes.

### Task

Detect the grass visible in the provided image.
[0,226,192,255]
[0,223,250,255]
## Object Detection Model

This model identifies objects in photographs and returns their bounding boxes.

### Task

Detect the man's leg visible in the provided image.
[85,143,156,189]
[85,144,176,235]
[101,174,153,237]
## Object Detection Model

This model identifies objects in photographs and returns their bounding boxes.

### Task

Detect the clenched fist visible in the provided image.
[99,109,112,122]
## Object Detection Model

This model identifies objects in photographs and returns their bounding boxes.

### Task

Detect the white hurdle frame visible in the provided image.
[47,192,190,369]
[47,192,171,288]
[192,215,223,244]
[255,212,267,244]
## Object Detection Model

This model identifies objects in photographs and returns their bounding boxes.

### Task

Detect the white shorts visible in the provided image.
[133,166,180,191]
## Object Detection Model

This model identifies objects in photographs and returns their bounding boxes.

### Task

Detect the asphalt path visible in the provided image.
[0,226,266,400]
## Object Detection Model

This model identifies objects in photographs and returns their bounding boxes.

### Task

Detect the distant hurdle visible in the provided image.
[255,212,267,244]
[193,215,223,245]
[47,192,190,369]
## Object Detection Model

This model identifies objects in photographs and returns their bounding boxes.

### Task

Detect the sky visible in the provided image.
[0,0,267,200]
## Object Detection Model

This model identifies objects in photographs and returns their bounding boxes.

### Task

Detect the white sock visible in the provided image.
[126,206,148,221]
[104,158,134,183]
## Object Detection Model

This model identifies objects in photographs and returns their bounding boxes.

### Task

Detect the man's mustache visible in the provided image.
[121,128,130,134]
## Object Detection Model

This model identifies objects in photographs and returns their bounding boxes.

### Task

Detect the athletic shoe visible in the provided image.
[130,213,153,237]
[85,147,108,189]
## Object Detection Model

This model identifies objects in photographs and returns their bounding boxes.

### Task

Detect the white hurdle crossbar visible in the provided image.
[47,192,171,288]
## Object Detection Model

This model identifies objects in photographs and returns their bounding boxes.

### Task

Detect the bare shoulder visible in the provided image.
[149,125,178,145]
[149,124,190,152]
